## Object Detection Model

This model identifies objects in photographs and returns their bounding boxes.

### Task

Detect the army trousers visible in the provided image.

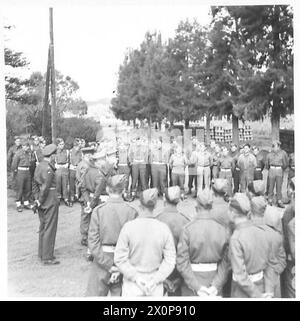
[151,164,167,195]
[38,190,59,261]
[233,169,240,193]
[254,168,263,181]
[240,173,254,193]
[181,270,219,296]
[86,260,121,297]
[16,169,32,203]
[281,261,295,298]
[80,204,91,242]
[56,167,69,201]
[219,170,233,196]
[211,165,219,180]
[131,164,147,193]
[196,166,211,190]
[268,167,283,202]
[69,169,77,201]
[117,165,130,191]
[171,173,185,192]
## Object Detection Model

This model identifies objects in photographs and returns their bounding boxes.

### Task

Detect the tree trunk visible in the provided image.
[185,119,190,129]
[232,114,239,146]
[205,113,211,145]
[271,105,280,141]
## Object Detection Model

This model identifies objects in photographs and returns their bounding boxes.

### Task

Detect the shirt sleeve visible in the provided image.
[229,238,263,298]
[176,228,201,292]
[11,153,20,172]
[114,224,138,281]
[152,226,176,285]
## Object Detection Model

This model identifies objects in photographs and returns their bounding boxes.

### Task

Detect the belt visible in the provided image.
[270,166,282,169]
[133,159,145,163]
[18,167,29,171]
[118,163,128,166]
[291,166,295,170]
[255,168,262,171]
[235,168,240,171]
[102,245,116,253]
[220,168,231,171]
[197,165,210,168]
[69,164,77,170]
[89,193,95,198]
[49,187,56,190]
[233,271,263,283]
[152,162,166,165]
[56,163,69,169]
[191,263,217,272]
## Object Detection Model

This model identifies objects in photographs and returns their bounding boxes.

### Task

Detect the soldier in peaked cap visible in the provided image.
[250,196,286,298]
[86,175,138,296]
[156,186,189,296]
[228,193,276,298]
[176,189,230,297]
[11,140,33,212]
[114,188,176,297]
[32,144,60,265]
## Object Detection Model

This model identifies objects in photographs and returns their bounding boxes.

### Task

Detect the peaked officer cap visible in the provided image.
[42,144,57,157]
[251,196,267,216]
[197,188,213,208]
[229,193,251,216]
[165,186,181,204]
[91,149,106,160]
[140,188,158,208]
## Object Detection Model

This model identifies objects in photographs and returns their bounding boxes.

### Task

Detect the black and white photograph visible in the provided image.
[0,0,296,301]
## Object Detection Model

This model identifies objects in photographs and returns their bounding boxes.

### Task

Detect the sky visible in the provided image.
[2,0,213,101]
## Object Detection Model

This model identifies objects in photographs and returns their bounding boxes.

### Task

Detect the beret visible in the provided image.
[165,186,181,204]
[249,180,265,196]
[213,178,228,195]
[107,174,127,191]
[251,196,267,216]
[140,188,158,208]
[197,188,213,208]
[229,193,251,215]
[42,144,57,157]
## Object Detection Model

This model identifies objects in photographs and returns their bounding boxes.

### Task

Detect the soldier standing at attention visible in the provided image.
[252,146,265,181]
[114,188,176,297]
[228,193,275,298]
[7,136,22,190]
[32,144,60,265]
[218,145,234,197]
[168,136,177,186]
[176,189,230,297]
[69,138,83,206]
[129,137,149,198]
[156,186,189,296]
[11,140,33,212]
[265,141,288,208]
[86,175,138,296]
[190,143,212,191]
[209,140,220,182]
[54,138,70,207]
[237,144,257,193]
[229,143,240,194]
[116,137,131,200]
[186,136,197,196]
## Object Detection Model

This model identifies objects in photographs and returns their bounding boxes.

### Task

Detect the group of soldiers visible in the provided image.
[6,133,295,297]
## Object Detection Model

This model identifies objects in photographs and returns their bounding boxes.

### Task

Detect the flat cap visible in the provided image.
[229,193,251,215]
[249,180,265,196]
[165,186,181,204]
[197,188,213,208]
[107,174,127,191]
[42,144,57,157]
[140,188,158,208]
[251,196,267,216]
[213,178,228,195]
[81,147,95,155]
[91,150,106,160]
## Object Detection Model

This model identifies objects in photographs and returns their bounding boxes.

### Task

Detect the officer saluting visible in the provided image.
[86,175,138,296]
[32,144,60,265]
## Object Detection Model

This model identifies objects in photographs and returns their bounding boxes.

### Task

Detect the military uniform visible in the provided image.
[7,143,22,190]
[230,149,240,193]
[54,148,70,202]
[209,147,221,180]
[186,143,197,194]
[69,147,83,203]
[32,144,59,264]
[116,142,131,193]
[176,205,230,296]
[169,153,188,193]
[266,148,288,206]
[253,151,265,181]
[129,141,149,195]
[190,148,212,190]
[86,192,138,296]
[287,153,295,190]
[237,153,257,192]
[218,155,234,197]
[11,148,33,210]
[150,144,169,196]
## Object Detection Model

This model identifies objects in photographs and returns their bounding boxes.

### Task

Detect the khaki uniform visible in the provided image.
[237,153,257,192]
[266,150,288,203]
[54,149,70,201]
[86,197,138,296]
[218,155,234,197]
[114,216,176,297]
[254,152,265,181]
[186,145,197,192]
[169,154,188,192]
[117,143,130,191]
[190,150,212,190]
[7,144,22,190]
[33,160,59,261]
[230,150,240,193]
[69,148,83,201]
[150,146,169,195]
[229,221,275,298]
[176,211,230,296]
